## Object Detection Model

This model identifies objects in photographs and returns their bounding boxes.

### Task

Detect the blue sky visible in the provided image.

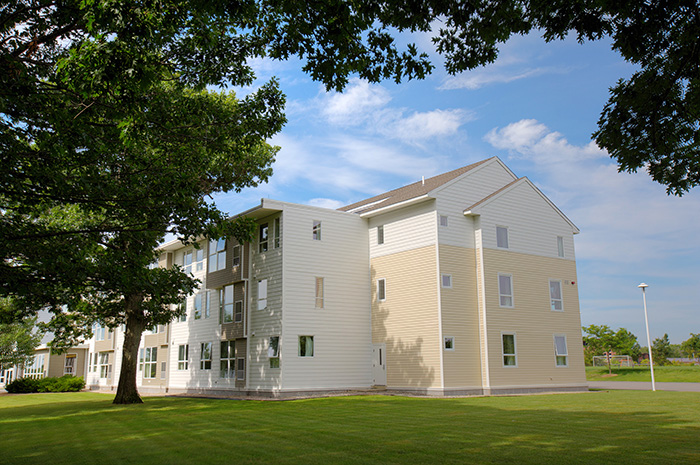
[214,31,699,345]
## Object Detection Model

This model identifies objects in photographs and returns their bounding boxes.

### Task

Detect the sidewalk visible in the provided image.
[589,381,700,392]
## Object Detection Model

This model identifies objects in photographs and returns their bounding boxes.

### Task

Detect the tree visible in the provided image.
[652,334,673,366]
[582,325,640,373]
[0,298,43,370]
[681,333,700,359]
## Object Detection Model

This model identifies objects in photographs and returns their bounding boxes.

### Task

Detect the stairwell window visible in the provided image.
[377,278,386,302]
[258,279,268,310]
[550,280,563,311]
[498,274,513,308]
[315,277,324,308]
[274,217,281,248]
[502,333,517,367]
[232,244,241,267]
[183,249,193,274]
[221,285,234,323]
[194,293,207,320]
[312,220,322,240]
[496,226,509,249]
[234,301,243,323]
[554,335,568,367]
[377,225,384,245]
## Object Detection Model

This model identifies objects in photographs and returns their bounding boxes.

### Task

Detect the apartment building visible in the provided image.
[80,157,586,396]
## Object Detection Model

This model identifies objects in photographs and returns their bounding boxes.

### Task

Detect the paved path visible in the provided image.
[589,381,700,392]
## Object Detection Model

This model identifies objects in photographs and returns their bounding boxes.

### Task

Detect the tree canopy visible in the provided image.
[582,324,641,372]
[681,333,700,359]
[0,299,43,370]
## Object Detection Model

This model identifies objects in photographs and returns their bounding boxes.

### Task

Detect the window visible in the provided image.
[221,285,234,323]
[440,215,449,227]
[554,335,568,367]
[377,225,384,245]
[496,226,509,249]
[312,220,322,240]
[502,333,517,366]
[195,248,204,271]
[315,277,324,308]
[200,342,212,370]
[24,354,45,378]
[94,323,106,341]
[258,279,268,310]
[90,353,98,372]
[205,290,211,319]
[220,340,236,378]
[139,348,144,372]
[208,238,226,272]
[64,355,76,375]
[234,301,243,323]
[236,358,245,380]
[274,217,281,248]
[232,244,241,267]
[160,362,166,379]
[377,278,386,302]
[498,274,513,307]
[557,236,565,258]
[178,345,189,370]
[259,223,269,252]
[99,352,111,378]
[298,336,314,357]
[178,298,187,322]
[550,280,563,311]
[441,274,452,288]
[143,347,157,379]
[193,293,209,320]
[269,336,280,368]
[184,249,193,274]
[444,337,455,351]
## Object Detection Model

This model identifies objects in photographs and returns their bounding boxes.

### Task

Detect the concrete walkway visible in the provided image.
[589,381,700,392]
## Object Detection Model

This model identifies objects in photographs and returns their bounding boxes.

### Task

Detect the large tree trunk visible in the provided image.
[113,294,146,404]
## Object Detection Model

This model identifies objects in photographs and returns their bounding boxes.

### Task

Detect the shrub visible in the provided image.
[4,376,85,393]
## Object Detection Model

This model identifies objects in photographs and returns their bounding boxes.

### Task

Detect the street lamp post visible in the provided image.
[638,283,656,392]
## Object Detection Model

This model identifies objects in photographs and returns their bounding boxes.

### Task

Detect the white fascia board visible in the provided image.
[358,194,432,218]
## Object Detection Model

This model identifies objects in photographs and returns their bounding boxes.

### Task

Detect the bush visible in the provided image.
[4,376,85,393]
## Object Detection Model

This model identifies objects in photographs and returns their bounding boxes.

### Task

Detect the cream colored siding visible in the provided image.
[439,245,482,388]
[477,182,577,259]
[280,204,371,390]
[372,245,441,389]
[368,201,437,258]
[484,249,585,387]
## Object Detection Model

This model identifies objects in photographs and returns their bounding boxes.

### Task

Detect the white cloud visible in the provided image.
[307,198,346,210]
[321,79,392,125]
[441,67,571,90]
[390,109,469,141]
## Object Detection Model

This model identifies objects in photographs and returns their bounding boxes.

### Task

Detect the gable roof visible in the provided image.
[339,158,493,215]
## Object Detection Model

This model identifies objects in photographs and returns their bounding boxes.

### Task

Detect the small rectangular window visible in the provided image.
[200,342,212,370]
[160,362,166,379]
[557,236,565,258]
[441,274,452,288]
[258,279,268,310]
[236,358,245,380]
[232,245,241,267]
[377,278,386,302]
[234,301,243,323]
[259,223,269,253]
[312,220,322,240]
[195,248,204,272]
[298,336,314,357]
[315,277,324,308]
[377,225,384,245]
[274,217,281,248]
[498,274,513,308]
[550,280,563,311]
[440,215,449,227]
[496,226,509,249]
[178,345,189,370]
[502,333,517,366]
[554,335,568,366]
[269,336,280,368]
[444,337,455,351]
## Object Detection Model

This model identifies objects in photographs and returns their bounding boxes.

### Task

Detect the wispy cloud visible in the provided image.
[441,66,572,90]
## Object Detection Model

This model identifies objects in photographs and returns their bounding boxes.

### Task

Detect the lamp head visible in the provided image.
[638,283,648,289]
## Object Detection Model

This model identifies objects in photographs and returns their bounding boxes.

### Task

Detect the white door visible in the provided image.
[372,344,387,386]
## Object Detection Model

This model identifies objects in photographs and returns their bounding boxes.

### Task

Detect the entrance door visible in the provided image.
[372,344,387,386]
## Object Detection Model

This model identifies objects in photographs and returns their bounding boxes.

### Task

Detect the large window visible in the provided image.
[377,278,386,302]
[496,226,509,249]
[143,347,158,379]
[99,352,111,378]
[554,335,568,367]
[258,279,268,310]
[64,355,76,375]
[312,220,322,240]
[550,280,563,311]
[498,274,513,308]
[183,249,193,274]
[259,223,269,252]
[94,323,106,341]
[200,342,212,370]
[221,285,234,323]
[178,345,189,370]
[502,333,517,367]
[208,238,226,272]
[298,336,314,357]
[269,336,280,368]
[315,277,324,308]
[24,354,45,379]
[220,341,236,378]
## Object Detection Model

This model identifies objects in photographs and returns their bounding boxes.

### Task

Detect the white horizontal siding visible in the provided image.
[368,200,437,258]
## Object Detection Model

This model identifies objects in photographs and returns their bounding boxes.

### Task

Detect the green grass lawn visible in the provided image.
[1,391,699,464]
[586,365,700,382]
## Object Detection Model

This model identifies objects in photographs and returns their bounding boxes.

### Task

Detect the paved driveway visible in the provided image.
[589,381,700,392]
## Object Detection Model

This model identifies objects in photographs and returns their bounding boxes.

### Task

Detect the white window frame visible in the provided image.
[444,336,455,351]
[208,238,226,272]
[24,354,45,378]
[377,225,384,245]
[502,333,517,367]
[178,298,187,322]
[377,278,386,302]
[315,277,324,308]
[557,236,565,258]
[194,293,207,320]
[312,220,322,241]
[99,352,111,379]
[554,335,568,367]
[143,347,157,379]
[195,247,204,272]
[183,249,193,274]
[178,344,189,370]
[496,226,509,249]
[64,354,76,375]
[220,340,235,378]
[200,342,212,370]
[258,279,268,310]
[274,217,281,248]
[498,273,514,308]
[298,335,314,357]
[269,336,280,368]
[549,279,563,312]
[232,244,241,267]
[234,300,243,323]
[441,274,452,288]
[259,223,269,253]
[221,284,234,323]
[439,215,449,227]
